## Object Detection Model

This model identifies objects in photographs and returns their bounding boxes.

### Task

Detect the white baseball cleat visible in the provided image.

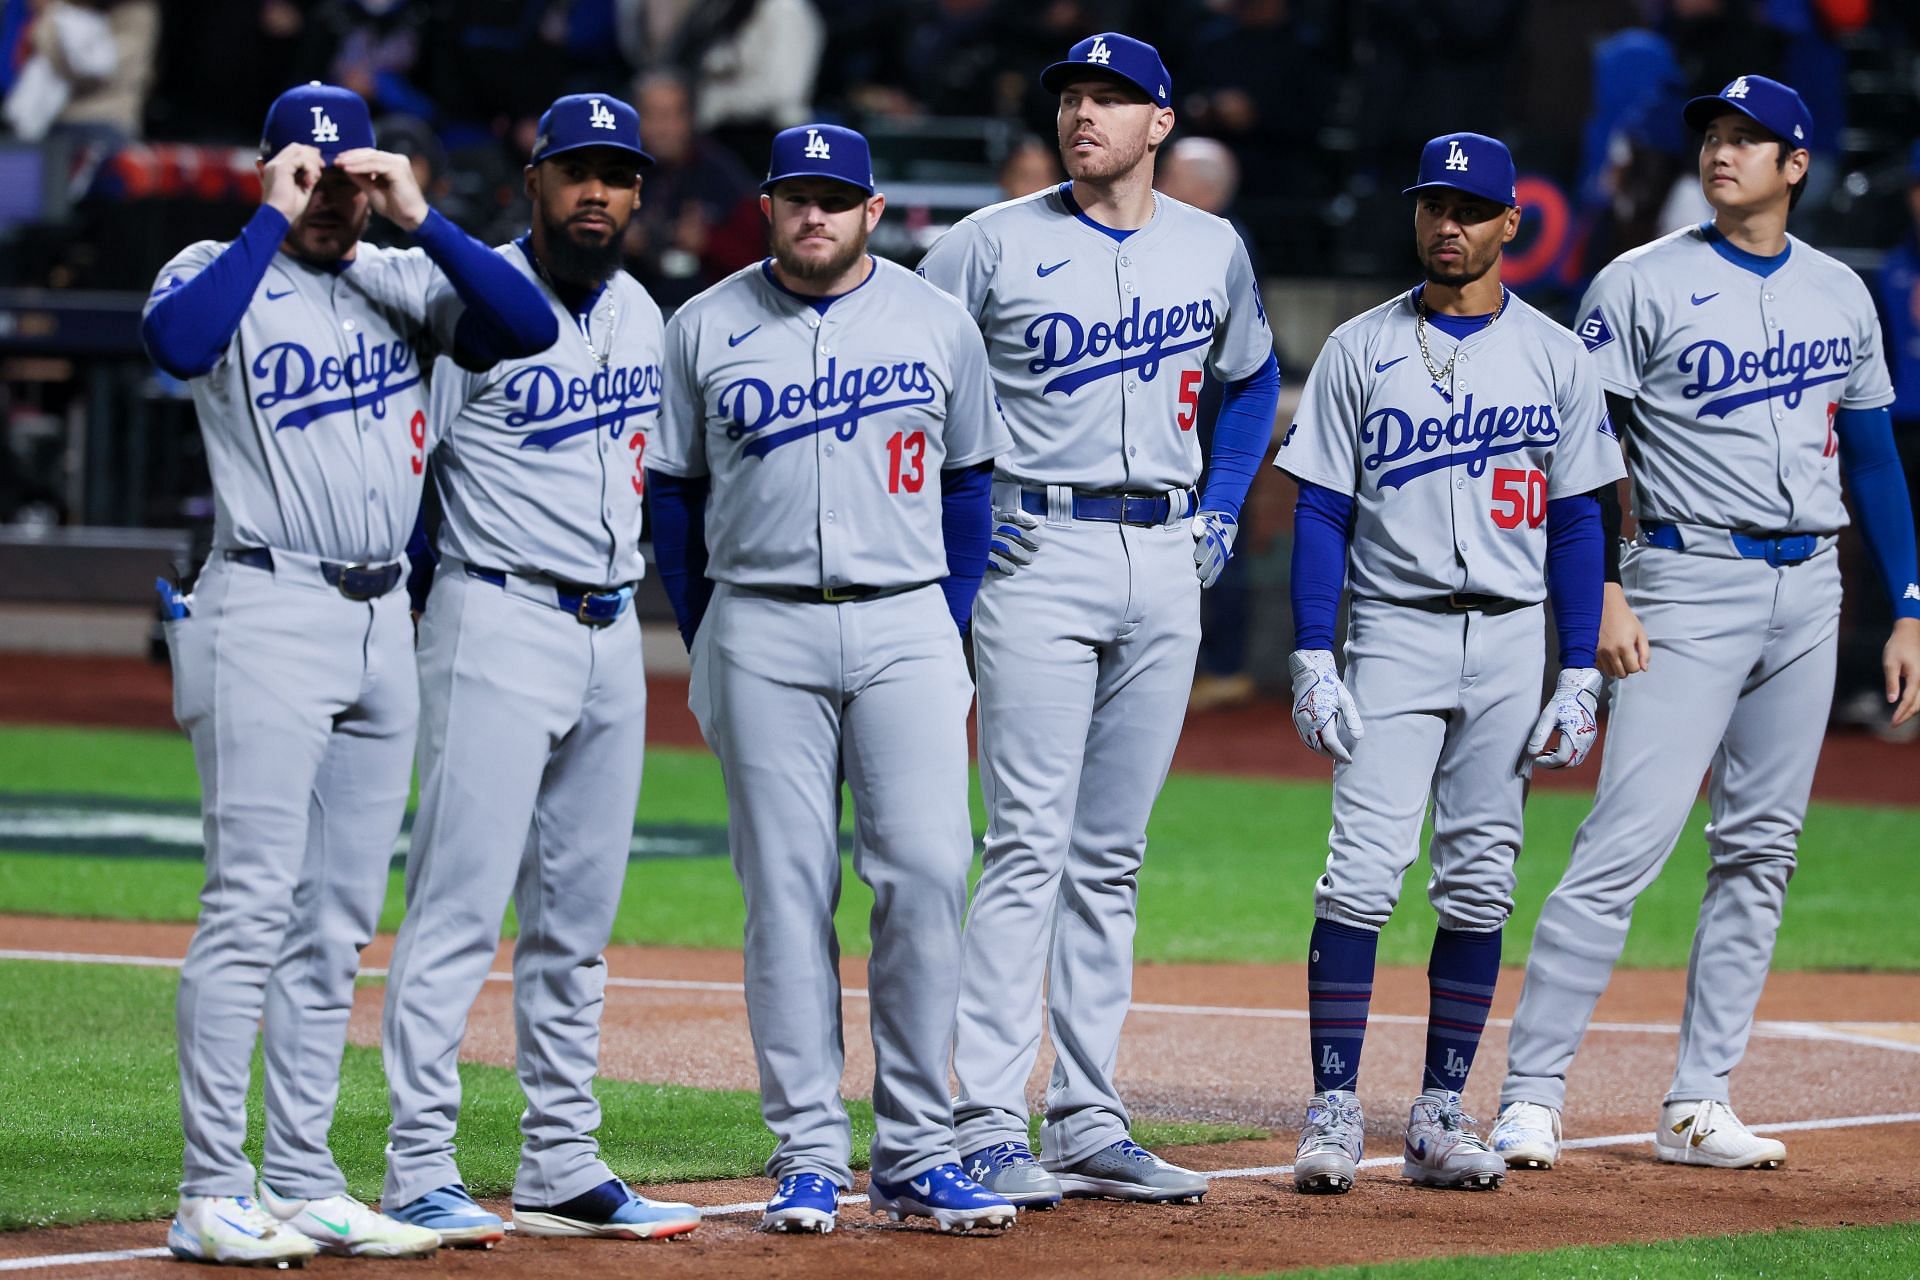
[1654,1100,1786,1169]
[1294,1089,1365,1194]
[1403,1089,1505,1190]
[1490,1101,1562,1170]
[256,1183,441,1258]
[167,1194,321,1268]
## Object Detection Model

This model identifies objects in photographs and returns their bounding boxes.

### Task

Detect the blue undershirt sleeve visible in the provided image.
[1835,406,1920,620]
[939,461,994,634]
[1199,352,1281,519]
[141,205,291,379]
[1290,480,1355,650]
[645,470,714,649]
[1545,494,1604,667]
[412,209,559,368]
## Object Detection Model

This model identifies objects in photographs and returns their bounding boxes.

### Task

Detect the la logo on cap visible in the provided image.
[1445,139,1469,171]
[804,128,831,159]
[310,105,339,144]
[1086,36,1112,65]
[1725,76,1750,99]
[588,98,616,129]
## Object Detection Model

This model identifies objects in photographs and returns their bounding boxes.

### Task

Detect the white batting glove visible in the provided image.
[986,507,1041,575]
[1525,667,1604,770]
[1191,510,1238,588]
[1288,649,1365,764]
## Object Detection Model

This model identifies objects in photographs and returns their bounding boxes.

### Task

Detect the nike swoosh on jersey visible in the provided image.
[1374,356,1408,373]
[728,325,761,347]
[266,288,296,301]
[1690,292,1718,306]
[1036,259,1070,277]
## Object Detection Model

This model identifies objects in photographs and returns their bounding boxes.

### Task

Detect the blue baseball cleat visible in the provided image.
[512,1177,701,1240]
[760,1172,839,1234]
[868,1163,1016,1233]
[384,1183,505,1248]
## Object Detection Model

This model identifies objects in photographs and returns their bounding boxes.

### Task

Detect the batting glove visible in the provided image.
[1191,510,1238,588]
[987,507,1041,575]
[1525,667,1604,770]
[1288,648,1365,764]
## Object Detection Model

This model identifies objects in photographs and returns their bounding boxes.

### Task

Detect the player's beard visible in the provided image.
[542,210,625,287]
[771,219,869,282]
[287,204,370,264]
[1419,239,1500,289]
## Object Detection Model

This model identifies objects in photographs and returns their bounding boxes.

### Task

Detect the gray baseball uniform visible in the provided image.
[1502,225,1894,1112]
[652,256,1008,1189]
[916,185,1273,1165]
[1276,288,1623,933]
[380,242,662,1210]
[150,231,462,1199]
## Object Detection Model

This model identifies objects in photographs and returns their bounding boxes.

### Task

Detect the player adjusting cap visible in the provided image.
[1683,74,1812,149]
[531,93,655,167]
[1403,132,1517,207]
[1039,32,1172,109]
[761,124,875,195]
[261,82,374,163]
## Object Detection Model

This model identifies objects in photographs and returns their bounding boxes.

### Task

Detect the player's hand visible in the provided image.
[1525,666,1604,771]
[1191,510,1238,588]
[1288,648,1364,764]
[331,147,429,231]
[1595,582,1649,679]
[260,143,325,221]
[1884,616,1920,728]
[987,508,1041,575]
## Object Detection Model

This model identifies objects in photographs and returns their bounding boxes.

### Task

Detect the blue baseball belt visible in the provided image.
[464,565,633,626]
[1019,486,1196,526]
[1641,522,1821,568]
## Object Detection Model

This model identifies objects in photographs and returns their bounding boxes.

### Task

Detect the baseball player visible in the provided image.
[1491,77,1920,1171]
[1275,132,1624,1195]
[377,94,701,1245]
[143,83,557,1265]
[916,32,1279,1206]
[647,123,1017,1235]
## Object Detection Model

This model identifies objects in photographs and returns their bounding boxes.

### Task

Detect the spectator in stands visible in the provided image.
[997,134,1060,201]
[292,0,436,123]
[636,0,824,166]
[3,0,158,145]
[1182,0,1337,210]
[623,67,757,308]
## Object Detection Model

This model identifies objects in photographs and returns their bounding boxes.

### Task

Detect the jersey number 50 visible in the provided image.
[1490,467,1546,529]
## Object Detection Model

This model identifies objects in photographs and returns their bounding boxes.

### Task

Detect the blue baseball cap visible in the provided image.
[531,93,655,167]
[761,124,875,195]
[1683,74,1811,149]
[1040,32,1172,110]
[1403,132,1518,207]
[260,82,373,162]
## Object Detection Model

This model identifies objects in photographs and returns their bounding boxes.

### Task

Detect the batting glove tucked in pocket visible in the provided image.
[1524,666,1604,770]
[1191,510,1238,588]
[987,508,1042,575]
[1288,648,1364,764]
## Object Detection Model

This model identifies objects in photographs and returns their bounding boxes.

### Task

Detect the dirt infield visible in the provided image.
[2,653,1916,805]
[4,916,1918,1277]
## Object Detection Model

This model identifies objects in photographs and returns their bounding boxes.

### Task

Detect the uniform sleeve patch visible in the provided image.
[1597,412,1617,439]
[1577,307,1615,353]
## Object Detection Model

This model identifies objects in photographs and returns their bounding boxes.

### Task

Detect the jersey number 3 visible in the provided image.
[887,430,926,494]
[1490,467,1546,530]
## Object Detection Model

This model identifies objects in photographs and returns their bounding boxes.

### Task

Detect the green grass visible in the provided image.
[1207,1221,1920,1279]
[2,725,1918,971]
[0,959,1250,1230]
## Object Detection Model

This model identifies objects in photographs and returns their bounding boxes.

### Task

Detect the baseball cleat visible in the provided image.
[1294,1089,1365,1194]
[1490,1101,1562,1170]
[962,1141,1064,1209]
[383,1183,505,1248]
[1654,1100,1786,1169]
[256,1183,440,1258]
[1048,1137,1208,1204]
[513,1177,701,1240]
[760,1173,839,1234]
[1403,1090,1505,1190]
[868,1163,1016,1232]
[167,1194,321,1268]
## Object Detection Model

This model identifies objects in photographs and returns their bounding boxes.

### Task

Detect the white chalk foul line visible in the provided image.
[6,949,1916,1053]
[0,1249,171,1273]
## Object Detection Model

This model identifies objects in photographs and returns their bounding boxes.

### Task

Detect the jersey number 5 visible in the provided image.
[1176,370,1202,431]
[887,430,926,494]
[1490,467,1546,529]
